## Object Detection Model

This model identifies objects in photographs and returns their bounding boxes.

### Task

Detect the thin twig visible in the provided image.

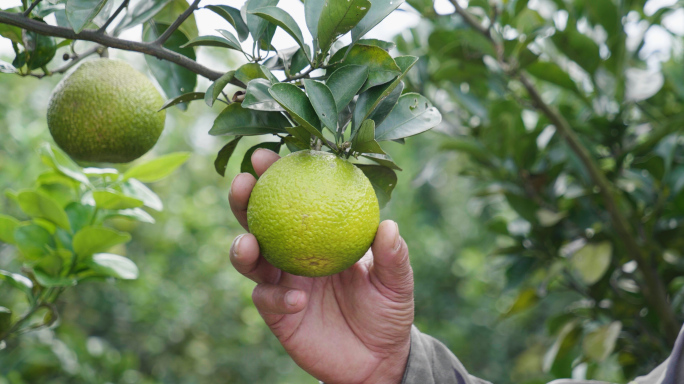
[154,0,201,46]
[22,45,101,78]
[98,0,129,34]
[448,0,491,38]
[0,10,232,83]
[23,0,42,17]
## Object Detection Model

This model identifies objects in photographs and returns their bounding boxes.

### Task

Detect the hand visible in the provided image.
[228,149,415,384]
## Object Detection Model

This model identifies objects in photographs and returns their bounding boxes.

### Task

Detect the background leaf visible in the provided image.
[123,153,191,182]
[355,164,397,208]
[87,253,139,280]
[17,190,70,230]
[73,226,131,257]
[570,242,612,285]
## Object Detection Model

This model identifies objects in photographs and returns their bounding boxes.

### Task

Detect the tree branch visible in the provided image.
[154,0,200,46]
[0,10,238,84]
[449,2,681,341]
[23,0,42,17]
[98,0,129,34]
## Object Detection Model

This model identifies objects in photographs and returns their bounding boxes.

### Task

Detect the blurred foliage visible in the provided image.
[398,0,684,382]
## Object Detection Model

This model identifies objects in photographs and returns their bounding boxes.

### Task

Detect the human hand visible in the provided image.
[228,148,415,384]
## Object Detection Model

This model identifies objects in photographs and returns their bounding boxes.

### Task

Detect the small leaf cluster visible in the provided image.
[160,0,442,206]
[0,143,189,343]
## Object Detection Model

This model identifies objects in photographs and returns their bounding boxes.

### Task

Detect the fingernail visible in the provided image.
[231,234,245,260]
[391,221,401,252]
[285,291,299,306]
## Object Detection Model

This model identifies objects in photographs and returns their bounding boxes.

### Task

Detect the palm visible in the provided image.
[262,254,413,383]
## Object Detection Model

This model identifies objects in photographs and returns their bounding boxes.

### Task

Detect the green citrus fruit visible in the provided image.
[47,59,166,163]
[247,150,380,277]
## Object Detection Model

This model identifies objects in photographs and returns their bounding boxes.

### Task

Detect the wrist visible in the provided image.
[362,339,411,384]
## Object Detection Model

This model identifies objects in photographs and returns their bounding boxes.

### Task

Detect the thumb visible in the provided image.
[370,220,414,300]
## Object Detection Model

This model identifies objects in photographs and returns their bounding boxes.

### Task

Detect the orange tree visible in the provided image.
[400,0,684,381]
[0,0,440,353]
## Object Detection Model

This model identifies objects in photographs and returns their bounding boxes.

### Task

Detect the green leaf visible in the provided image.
[543,321,580,373]
[325,64,368,112]
[181,35,242,51]
[121,180,163,211]
[25,31,57,70]
[123,152,191,182]
[235,63,278,85]
[205,5,249,41]
[0,214,20,245]
[92,190,144,210]
[551,27,600,75]
[361,153,402,171]
[251,7,310,58]
[65,203,96,233]
[14,223,55,260]
[582,322,622,362]
[0,23,23,44]
[0,270,34,298]
[209,103,290,136]
[243,0,279,45]
[303,79,338,135]
[269,83,324,140]
[34,270,77,287]
[355,164,396,208]
[350,0,404,46]
[241,142,282,178]
[505,288,539,317]
[351,55,418,136]
[87,253,139,280]
[0,306,11,334]
[150,0,198,39]
[0,60,16,74]
[115,0,173,33]
[143,22,197,111]
[374,93,441,141]
[17,190,71,230]
[214,137,243,177]
[526,61,581,95]
[66,0,109,33]
[243,79,284,111]
[73,226,131,257]
[290,46,311,75]
[317,0,370,55]
[352,120,385,154]
[328,44,401,92]
[305,0,326,46]
[284,126,312,151]
[104,208,155,224]
[368,81,404,126]
[570,241,612,285]
[158,92,205,111]
[39,143,90,185]
[357,38,396,51]
[205,70,236,107]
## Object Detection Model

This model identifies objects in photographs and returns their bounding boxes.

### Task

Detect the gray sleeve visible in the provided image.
[402,325,684,384]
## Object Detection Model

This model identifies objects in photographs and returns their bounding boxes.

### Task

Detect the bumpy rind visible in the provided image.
[47,59,166,163]
[247,150,380,277]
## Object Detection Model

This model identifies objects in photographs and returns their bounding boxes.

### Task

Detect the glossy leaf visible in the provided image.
[66,0,109,33]
[357,38,395,51]
[325,64,368,111]
[243,0,279,45]
[285,126,312,150]
[350,0,404,46]
[143,22,197,111]
[105,208,156,224]
[25,31,57,70]
[583,322,622,362]
[0,214,20,244]
[115,0,172,33]
[205,5,249,41]
[214,136,243,177]
[205,70,236,107]
[241,142,282,178]
[181,35,242,51]
[361,153,402,171]
[65,203,96,233]
[317,0,370,54]
[0,270,34,298]
[269,83,324,140]
[0,60,15,74]
[243,79,284,111]
[33,270,77,288]
[235,63,277,85]
[305,0,326,45]
[88,253,139,280]
[355,164,397,209]
[368,81,404,127]
[92,190,144,210]
[352,119,385,154]
[570,241,612,285]
[121,180,163,211]
[374,93,441,141]
[159,92,205,111]
[149,0,198,39]
[328,44,401,92]
[17,190,70,230]
[210,103,290,136]
[303,79,338,134]
[14,223,55,260]
[73,226,131,257]
[39,143,90,185]
[251,7,309,58]
[123,153,191,182]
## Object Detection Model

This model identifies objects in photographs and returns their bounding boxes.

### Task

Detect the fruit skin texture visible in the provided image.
[247,150,380,277]
[47,59,166,163]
